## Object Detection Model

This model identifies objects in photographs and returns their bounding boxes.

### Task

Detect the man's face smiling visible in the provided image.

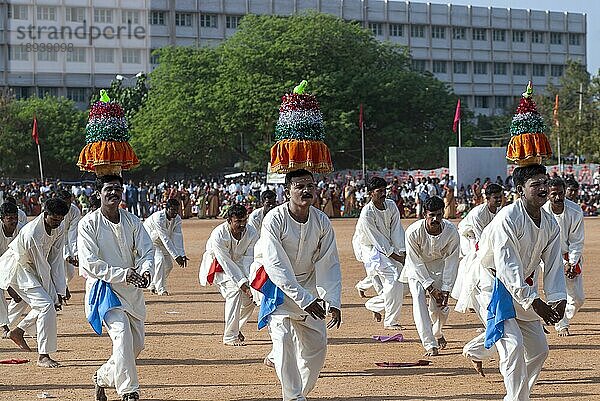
[521,174,548,209]
[100,181,123,208]
[288,175,316,208]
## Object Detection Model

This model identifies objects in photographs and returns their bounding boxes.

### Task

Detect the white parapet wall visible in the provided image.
[449,147,507,192]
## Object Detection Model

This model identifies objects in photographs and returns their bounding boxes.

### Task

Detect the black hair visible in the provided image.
[0,202,18,218]
[423,195,445,212]
[548,177,566,189]
[57,189,72,201]
[564,178,579,189]
[367,177,387,192]
[5,196,17,205]
[165,198,180,208]
[260,190,276,202]
[284,169,314,187]
[484,183,503,196]
[512,164,547,188]
[44,197,69,216]
[227,204,248,220]
[95,174,124,191]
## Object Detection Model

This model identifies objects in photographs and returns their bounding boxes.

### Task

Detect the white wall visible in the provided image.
[449,146,507,191]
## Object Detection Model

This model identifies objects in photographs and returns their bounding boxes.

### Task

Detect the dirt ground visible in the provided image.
[2,217,600,401]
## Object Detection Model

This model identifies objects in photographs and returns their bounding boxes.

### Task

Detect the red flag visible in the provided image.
[359,103,364,128]
[452,99,461,133]
[32,116,39,145]
[553,94,559,128]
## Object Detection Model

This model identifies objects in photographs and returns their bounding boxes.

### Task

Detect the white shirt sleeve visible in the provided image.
[541,224,567,304]
[211,230,249,288]
[314,219,342,310]
[405,229,434,290]
[441,228,460,292]
[78,219,129,283]
[567,208,585,266]
[361,209,395,257]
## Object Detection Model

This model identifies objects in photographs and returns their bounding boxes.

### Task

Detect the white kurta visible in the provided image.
[261,204,342,401]
[144,210,185,294]
[477,199,567,401]
[247,207,266,233]
[17,209,27,227]
[352,199,405,327]
[402,219,459,351]
[0,222,23,326]
[78,209,154,396]
[62,204,81,282]
[543,199,585,331]
[199,222,257,343]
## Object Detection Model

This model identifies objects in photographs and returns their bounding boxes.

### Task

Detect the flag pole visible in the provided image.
[458,118,461,147]
[37,143,44,182]
[359,103,366,178]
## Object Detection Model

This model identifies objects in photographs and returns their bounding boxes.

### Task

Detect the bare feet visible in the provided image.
[558,328,570,337]
[224,340,246,347]
[94,373,108,401]
[158,291,170,296]
[373,312,382,322]
[238,332,245,342]
[37,354,60,368]
[424,347,439,357]
[471,360,485,377]
[9,328,32,351]
[437,336,448,350]
[2,325,9,339]
[263,357,275,369]
[358,289,367,298]
[384,324,404,330]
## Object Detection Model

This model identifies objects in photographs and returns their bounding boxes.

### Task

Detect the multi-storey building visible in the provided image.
[0,0,586,115]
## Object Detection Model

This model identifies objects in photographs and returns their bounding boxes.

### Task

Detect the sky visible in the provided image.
[424,0,599,74]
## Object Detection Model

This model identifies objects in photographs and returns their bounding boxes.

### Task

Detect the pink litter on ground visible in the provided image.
[0,358,29,364]
[375,360,432,368]
[372,333,404,342]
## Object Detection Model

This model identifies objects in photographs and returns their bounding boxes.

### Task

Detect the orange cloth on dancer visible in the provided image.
[506,133,552,166]
[270,139,333,174]
[77,141,140,172]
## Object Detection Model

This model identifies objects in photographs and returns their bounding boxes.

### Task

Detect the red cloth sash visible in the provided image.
[525,270,536,286]
[564,253,582,275]
[207,258,223,285]
[251,265,268,291]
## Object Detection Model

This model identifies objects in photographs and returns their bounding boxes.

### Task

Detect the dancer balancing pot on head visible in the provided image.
[505,81,552,167]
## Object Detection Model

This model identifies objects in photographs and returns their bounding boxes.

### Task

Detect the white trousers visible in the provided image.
[217,280,254,344]
[64,260,76,284]
[463,285,496,362]
[355,275,383,293]
[268,314,327,401]
[496,318,548,401]
[152,246,174,294]
[0,290,9,326]
[96,308,145,396]
[555,274,585,331]
[13,286,57,354]
[408,279,449,351]
[365,269,404,327]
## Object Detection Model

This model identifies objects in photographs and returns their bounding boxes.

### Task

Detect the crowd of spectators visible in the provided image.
[1,168,599,220]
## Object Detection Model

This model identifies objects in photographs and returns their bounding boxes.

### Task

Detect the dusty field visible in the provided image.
[2,217,600,401]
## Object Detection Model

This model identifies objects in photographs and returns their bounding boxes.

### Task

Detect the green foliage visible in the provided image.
[90,74,149,122]
[0,95,85,177]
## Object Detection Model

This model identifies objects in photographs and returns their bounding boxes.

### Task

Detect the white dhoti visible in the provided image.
[217,279,254,344]
[408,279,449,351]
[462,285,496,362]
[555,274,585,331]
[365,268,404,327]
[96,308,145,396]
[0,290,9,327]
[496,318,548,401]
[64,260,76,284]
[13,286,57,354]
[268,314,327,401]
[152,246,174,295]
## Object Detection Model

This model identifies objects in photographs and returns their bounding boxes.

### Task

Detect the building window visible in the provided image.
[453,27,466,40]
[473,62,487,75]
[389,24,403,37]
[493,62,507,75]
[9,45,29,61]
[67,88,87,103]
[532,64,546,77]
[37,49,58,62]
[94,9,113,24]
[122,10,140,24]
[226,15,242,29]
[569,33,581,46]
[432,60,447,73]
[551,64,564,77]
[150,11,166,25]
[37,6,56,21]
[550,32,562,45]
[200,14,218,28]
[431,25,445,39]
[453,61,468,74]
[369,22,383,36]
[410,25,425,38]
[495,96,510,109]
[531,32,544,44]
[9,5,28,20]
[472,28,486,41]
[95,48,114,63]
[150,50,159,65]
[474,96,489,108]
[66,7,86,22]
[122,49,141,64]
[13,87,31,100]
[66,48,86,63]
[38,87,59,98]
[492,29,506,42]
[513,63,527,76]
[412,60,426,72]
[512,30,525,43]
[175,13,193,27]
